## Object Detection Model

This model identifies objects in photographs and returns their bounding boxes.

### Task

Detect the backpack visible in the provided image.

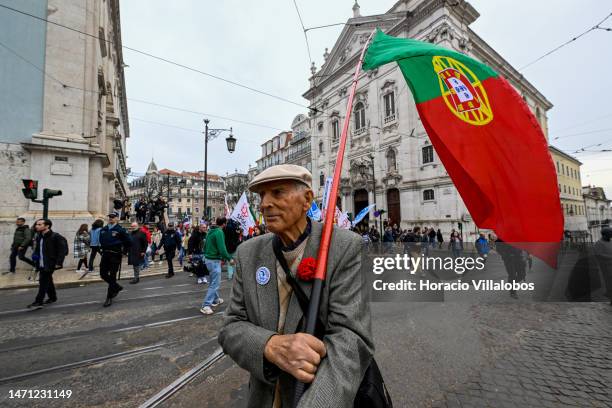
[54,232,69,257]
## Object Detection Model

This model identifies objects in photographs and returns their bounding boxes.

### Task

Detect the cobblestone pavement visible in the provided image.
[432,303,612,408]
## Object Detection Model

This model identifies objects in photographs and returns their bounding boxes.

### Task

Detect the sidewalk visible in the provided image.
[0,259,177,290]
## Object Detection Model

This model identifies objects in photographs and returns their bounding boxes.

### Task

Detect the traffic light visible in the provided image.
[21,179,38,200]
[43,189,62,199]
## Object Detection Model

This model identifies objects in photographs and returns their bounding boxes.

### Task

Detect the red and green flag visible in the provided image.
[363,29,563,266]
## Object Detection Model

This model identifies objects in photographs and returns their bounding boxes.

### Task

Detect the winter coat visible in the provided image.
[12,225,33,249]
[128,230,148,265]
[475,237,490,255]
[34,230,67,271]
[73,232,91,259]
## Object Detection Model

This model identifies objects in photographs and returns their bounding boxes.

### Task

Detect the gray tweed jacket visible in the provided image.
[218,221,374,408]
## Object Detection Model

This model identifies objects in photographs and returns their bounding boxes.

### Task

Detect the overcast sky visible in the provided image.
[120,0,612,196]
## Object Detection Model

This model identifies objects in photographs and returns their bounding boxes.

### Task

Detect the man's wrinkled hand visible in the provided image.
[264,333,326,383]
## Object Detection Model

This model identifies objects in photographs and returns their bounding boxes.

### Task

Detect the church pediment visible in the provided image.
[316,17,402,83]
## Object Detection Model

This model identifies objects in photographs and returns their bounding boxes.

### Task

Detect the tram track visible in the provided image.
[0,342,171,384]
[139,347,226,408]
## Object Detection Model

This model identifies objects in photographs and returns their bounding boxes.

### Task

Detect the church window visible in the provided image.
[354,102,366,130]
[422,145,434,164]
[423,189,435,201]
[386,149,397,172]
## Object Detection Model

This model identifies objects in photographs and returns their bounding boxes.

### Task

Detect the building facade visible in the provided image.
[0,0,129,266]
[302,0,553,237]
[256,131,292,172]
[582,186,611,241]
[549,145,588,239]
[225,170,249,207]
[128,160,225,222]
[286,114,312,172]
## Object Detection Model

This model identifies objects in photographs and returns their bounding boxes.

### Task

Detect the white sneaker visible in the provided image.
[203,277,208,284]
[199,306,214,315]
[212,298,224,307]
[196,277,203,284]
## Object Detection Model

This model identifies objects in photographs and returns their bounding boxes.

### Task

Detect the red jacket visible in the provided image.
[140,226,152,244]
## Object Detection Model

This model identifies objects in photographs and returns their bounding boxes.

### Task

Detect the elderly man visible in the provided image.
[218,164,373,408]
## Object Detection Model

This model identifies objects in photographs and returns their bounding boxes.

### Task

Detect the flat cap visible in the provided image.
[248,164,312,192]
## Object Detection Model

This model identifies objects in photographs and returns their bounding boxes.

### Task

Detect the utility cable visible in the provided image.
[0,3,310,109]
[519,11,612,71]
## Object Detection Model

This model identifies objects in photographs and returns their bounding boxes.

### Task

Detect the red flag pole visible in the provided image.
[293,28,376,406]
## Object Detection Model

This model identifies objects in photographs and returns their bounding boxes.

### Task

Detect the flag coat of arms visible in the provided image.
[363,29,563,266]
[229,192,256,236]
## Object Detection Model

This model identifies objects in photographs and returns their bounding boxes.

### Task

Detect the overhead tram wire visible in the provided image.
[0,3,310,110]
[0,38,284,132]
[519,11,612,71]
[292,0,314,69]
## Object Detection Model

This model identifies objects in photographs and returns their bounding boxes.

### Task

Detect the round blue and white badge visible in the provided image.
[256,266,271,285]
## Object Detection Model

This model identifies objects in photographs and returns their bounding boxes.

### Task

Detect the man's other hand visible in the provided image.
[264,333,326,383]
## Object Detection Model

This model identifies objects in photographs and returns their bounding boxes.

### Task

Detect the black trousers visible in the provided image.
[9,246,35,272]
[100,252,123,298]
[166,250,175,275]
[88,246,100,271]
[35,267,57,303]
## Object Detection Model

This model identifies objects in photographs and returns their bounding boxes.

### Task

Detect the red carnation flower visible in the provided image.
[297,257,317,281]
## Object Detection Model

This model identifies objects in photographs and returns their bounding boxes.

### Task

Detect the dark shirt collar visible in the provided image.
[280,218,311,252]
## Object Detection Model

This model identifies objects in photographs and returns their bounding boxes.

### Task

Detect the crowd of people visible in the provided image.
[5,210,611,307]
[133,196,168,225]
[4,208,270,311]
[352,221,479,258]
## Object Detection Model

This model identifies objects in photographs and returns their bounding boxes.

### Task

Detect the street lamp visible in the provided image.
[203,119,236,221]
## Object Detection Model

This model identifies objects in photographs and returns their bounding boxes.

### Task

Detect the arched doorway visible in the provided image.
[387,188,401,226]
[353,189,369,230]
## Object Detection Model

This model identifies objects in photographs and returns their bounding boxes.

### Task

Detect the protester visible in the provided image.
[159,222,182,278]
[140,224,152,269]
[99,213,131,307]
[449,231,463,258]
[88,219,104,275]
[383,226,394,253]
[188,222,208,284]
[150,225,162,262]
[496,239,526,299]
[200,217,233,314]
[28,219,67,308]
[475,232,490,263]
[224,218,242,280]
[436,228,444,249]
[218,164,373,407]
[421,227,431,257]
[128,222,148,284]
[6,217,35,275]
[73,223,90,276]
[593,227,612,305]
[428,227,436,248]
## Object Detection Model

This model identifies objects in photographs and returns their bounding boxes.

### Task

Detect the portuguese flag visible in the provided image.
[363,29,562,266]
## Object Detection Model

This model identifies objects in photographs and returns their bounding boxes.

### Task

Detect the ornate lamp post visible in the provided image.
[203,119,236,221]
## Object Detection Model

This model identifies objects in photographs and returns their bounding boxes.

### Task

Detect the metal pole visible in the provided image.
[42,197,48,220]
[204,119,209,221]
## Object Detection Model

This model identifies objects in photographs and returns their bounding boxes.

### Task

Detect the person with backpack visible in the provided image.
[99,213,131,307]
[6,217,35,275]
[159,222,182,278]
[27,219,67,308]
